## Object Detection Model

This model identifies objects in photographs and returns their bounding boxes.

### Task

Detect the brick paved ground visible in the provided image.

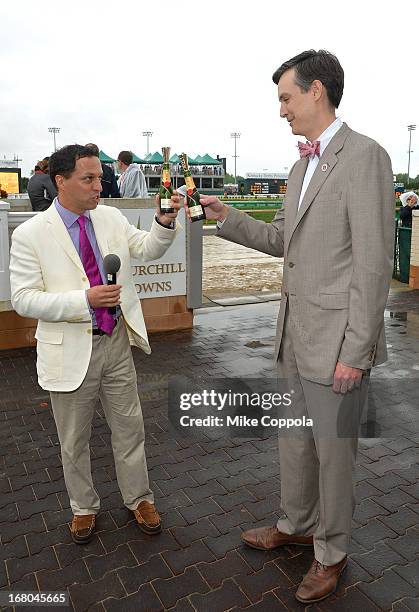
[0,288,418,611]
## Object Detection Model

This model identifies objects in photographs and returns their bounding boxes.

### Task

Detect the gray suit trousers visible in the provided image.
[276,307,368,565]
[50,318,153,515]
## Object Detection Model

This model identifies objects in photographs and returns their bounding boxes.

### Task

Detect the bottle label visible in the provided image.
[162,169,170,184]
[185,176,195,191]
[160,198,173,210]
[189,204,204,218]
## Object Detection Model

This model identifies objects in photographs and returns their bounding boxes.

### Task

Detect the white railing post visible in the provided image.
[0,201,11,302]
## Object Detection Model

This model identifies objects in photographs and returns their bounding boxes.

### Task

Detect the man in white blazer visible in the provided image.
[10,145,180,544]
[186,51,394,603]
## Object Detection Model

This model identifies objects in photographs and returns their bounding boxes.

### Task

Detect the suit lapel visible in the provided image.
[286,157,309,230]
[46,205,85,273]
[90,206,110,259]
[46,203,111,273]
[289,123,351,240]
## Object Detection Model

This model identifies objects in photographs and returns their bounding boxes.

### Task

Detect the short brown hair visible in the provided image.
[118,151,133,166]
[49,145,96,188]
[272,49,344,109]
[85,143,100,156]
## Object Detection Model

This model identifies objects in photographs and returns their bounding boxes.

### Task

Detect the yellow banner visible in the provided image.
[0,172,19,194]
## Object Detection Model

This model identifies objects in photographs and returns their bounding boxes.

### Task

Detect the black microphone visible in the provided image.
[103,254,121,315]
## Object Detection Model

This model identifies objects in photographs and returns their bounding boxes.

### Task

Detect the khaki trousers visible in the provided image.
[276,310,368,565]
[50,318,153,515]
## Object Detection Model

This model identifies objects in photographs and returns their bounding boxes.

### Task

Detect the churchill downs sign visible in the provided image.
[120,208,186,298]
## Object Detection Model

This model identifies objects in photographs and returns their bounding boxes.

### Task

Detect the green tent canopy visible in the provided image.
[199,153,221,165]
[132,152,146,163]
[193,155,205,164]
[99,150,115,163]
[165,152,197,165]
[182,154,200,165]
[146,151,164,164]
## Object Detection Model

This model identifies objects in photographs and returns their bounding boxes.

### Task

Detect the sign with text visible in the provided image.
[120,208,186,299]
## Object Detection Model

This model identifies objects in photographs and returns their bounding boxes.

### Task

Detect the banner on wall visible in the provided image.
[120,208,186,299]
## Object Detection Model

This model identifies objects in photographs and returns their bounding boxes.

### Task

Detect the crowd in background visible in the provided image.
[25,145,227,211]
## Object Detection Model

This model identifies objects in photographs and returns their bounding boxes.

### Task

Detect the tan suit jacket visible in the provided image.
[219,123,395,383]
[9,203,179,391]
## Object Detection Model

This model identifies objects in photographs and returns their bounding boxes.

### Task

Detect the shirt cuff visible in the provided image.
[85,290,94,315]
[217,218,226,229]
[155,215,175,230]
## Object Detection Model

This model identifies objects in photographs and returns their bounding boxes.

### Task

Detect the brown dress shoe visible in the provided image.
[295,556,348,603]
[133,501,162,535]
[70,514,96,545]
[241,526,313,550]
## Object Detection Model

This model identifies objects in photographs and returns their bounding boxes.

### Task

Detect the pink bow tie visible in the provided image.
[298,140,320,158]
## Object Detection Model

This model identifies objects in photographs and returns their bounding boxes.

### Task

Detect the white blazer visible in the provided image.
[9,202,179,392]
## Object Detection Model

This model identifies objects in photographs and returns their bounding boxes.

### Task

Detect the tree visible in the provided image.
[224,172,235,183]
[394,173,419,190]
[21,177,29,193]
[224,172,246,184]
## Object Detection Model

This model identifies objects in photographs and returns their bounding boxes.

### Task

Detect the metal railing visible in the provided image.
[393,219,412,283]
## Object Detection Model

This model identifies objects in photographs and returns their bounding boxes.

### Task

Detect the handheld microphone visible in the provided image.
[103,254,121,315]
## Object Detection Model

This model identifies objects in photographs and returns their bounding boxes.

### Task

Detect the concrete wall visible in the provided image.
[0,198,194,350]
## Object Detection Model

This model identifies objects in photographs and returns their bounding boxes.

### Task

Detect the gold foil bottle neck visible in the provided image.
[179,153,190,172]
[162,147,171,163]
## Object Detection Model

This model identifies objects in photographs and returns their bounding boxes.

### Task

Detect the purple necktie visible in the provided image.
[77,216,115,336]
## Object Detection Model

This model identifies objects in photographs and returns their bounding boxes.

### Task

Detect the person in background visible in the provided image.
[85,143,120,199]
[27,158,58,211]
[399,191,419,227]
[117,151,148,198]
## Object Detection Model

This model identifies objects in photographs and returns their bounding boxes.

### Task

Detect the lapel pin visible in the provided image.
[321,163,328,172]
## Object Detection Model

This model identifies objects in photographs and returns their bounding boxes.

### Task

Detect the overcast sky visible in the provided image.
[2,0,419,179]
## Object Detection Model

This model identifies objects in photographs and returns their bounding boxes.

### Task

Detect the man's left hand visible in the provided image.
[155,194,180,226]
[333,361,363,394]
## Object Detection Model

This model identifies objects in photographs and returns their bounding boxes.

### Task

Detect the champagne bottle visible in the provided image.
[179,153,206,222]
[159,147,174,213]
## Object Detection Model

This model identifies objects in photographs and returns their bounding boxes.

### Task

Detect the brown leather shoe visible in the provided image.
[241,526,313,550]
[295,556,348,603]
[133,501,162,535]
[70,514,96,544]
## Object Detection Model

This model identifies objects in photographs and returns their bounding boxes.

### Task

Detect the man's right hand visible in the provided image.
[198,195,229,221]
[87,284,122,308]
[174,192,229,222]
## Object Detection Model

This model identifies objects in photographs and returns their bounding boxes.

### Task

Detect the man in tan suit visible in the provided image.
[195,50,394,602]
[10,145,180,544]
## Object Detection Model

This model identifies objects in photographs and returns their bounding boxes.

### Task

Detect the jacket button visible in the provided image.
[87,329,92,334]
[288,262,295,268]
[82,277,87,282]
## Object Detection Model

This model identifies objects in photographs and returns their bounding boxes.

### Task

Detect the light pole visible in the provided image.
[142,131,153,156]
[407,124,416,186]
[48,127,60,152]
[231,132,241,184]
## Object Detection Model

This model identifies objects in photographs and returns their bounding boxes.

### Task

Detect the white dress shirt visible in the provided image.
[298,117,343,209]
